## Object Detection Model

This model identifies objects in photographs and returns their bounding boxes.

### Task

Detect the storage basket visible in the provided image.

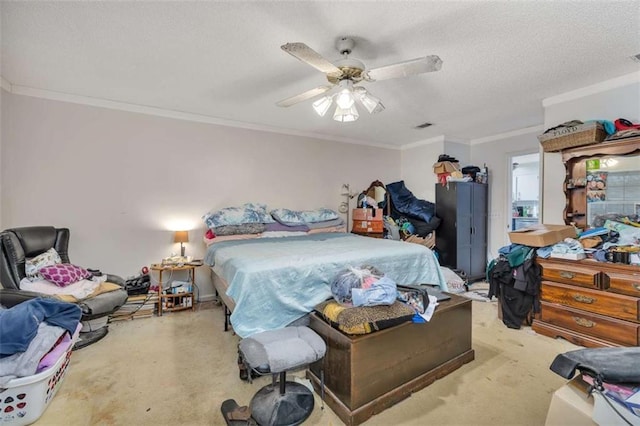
[537,122,606,152]
[0,332,78,425]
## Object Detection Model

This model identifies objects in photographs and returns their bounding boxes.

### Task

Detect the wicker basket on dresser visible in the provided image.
[533,257,640,348]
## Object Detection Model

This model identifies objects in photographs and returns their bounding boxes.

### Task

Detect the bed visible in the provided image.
[204,232,447,338]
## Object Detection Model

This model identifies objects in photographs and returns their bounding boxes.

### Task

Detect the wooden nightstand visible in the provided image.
[150,262,201,316]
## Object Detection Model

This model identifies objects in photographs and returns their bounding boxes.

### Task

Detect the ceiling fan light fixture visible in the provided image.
[312,95,333,117]
[333,104,359,122]
[335,80,355,109]
[356,90,385,114]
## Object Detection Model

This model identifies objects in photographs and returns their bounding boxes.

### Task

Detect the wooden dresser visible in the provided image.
[533,257,640,348]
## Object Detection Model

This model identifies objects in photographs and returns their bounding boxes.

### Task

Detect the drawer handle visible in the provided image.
[573,317,595,328]
[560,271,576,279]
[634,284,640,291]
[573,294,595,304]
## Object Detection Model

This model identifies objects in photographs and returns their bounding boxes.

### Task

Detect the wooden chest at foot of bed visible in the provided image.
[307,294,474,426]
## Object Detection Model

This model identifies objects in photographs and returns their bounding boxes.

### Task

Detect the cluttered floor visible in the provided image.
[36,298,581,425]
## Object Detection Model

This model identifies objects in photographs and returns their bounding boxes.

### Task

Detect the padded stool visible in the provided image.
[238,326,326,426]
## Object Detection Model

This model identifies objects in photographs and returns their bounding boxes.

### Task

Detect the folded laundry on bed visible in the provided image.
[305,218,344,229]
[264,222,310,232]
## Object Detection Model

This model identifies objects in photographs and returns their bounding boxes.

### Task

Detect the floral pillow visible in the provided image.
[25,248,62,280]
[39,264,92,287]
[203,203,274,229]
[271,208,339,224]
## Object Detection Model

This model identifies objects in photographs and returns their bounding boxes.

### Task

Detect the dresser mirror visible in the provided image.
[562,138,640,229]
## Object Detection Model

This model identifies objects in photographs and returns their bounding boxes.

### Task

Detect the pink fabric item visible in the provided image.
[361,276,376,289]
[205,229,215,239]
[39,263,91,287]
[36,323,82,373]
[203,233,261,246]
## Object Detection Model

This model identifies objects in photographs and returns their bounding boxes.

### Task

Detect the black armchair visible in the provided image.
[0,226,128,349]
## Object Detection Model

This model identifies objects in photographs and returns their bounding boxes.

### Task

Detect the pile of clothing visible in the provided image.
[537,214,640,265]
[385,180,441,239]
[488,244,541,329]
[330,265,396,308]
[0,298,81,386]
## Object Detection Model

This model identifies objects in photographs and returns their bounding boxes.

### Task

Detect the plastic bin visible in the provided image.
[0,331,79,425]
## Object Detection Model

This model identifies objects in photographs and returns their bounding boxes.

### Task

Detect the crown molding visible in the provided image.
[400,135,445,150]
[543,71,640,107]
[444,137,470,145]
[470,125,544,145]
[5,82,401,151]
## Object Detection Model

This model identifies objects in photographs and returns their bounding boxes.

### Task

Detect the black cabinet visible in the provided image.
[435,182,488,282]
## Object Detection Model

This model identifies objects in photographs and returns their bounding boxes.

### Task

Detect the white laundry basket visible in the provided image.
[0,332,78,425]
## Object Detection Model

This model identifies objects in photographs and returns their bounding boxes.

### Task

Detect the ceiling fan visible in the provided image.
[276,37,442,122]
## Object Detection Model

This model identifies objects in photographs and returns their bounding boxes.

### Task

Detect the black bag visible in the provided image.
[397,284,430,314]
[125,274,151,296]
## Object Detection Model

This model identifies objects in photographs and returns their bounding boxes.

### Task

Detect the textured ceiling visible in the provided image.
[1,1,639,147]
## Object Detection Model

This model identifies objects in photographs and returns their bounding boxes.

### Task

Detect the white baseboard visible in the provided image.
[198,293,218,303]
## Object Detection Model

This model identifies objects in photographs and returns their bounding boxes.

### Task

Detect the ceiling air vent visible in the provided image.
[415,122,433,129]
[631,53,640,63]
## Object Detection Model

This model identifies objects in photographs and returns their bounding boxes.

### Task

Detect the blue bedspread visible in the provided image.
[205,233,447,337]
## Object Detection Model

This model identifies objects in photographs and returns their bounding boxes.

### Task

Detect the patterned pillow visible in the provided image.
[202,203,274,229]
[271,208,339,225]
[25,248,62,280]
[39,263,91,287]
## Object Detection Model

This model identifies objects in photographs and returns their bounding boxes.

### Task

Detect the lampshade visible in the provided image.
[356,89,385,114]
[312,96,333,116]
[333,104,359,122]
[173,231,189,243]
[335,80,355,109]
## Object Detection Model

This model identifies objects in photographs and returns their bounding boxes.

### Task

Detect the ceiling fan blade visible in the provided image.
[281,42,343,76]
[365,55,443,81]
[276,85,333,107]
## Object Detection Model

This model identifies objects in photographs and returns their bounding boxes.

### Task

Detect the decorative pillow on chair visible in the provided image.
[25,248,62,280]
[39,263,92,287]
[314,300,415,335]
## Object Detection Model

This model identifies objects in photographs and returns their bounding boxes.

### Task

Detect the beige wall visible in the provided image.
[400,140,444,203]
[470,132,540,258]
[0,92,401,298]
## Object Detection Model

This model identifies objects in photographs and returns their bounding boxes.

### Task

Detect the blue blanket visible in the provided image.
[386,180,436,223]
[205,233,446,337]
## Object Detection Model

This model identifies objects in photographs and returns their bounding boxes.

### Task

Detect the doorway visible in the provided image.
[509,152,541,235]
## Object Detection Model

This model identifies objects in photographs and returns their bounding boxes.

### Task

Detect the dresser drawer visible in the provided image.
[539,263,600,289]
[540,281,640,322]
[539,301,640,346]
[604,270,640,297]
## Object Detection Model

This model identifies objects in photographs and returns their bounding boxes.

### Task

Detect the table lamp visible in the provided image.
[174,231,189,257]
